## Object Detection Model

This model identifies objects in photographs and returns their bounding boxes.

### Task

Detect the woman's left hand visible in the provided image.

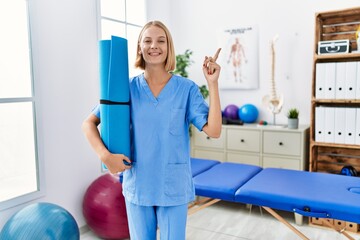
[203,48,221,84]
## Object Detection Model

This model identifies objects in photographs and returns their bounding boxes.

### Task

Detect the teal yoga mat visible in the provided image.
[99,36,130,162]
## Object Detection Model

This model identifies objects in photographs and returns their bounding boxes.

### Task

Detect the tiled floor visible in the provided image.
[81,201,359,240]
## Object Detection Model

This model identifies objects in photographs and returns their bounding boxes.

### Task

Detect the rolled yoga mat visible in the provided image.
[99,36,130,168]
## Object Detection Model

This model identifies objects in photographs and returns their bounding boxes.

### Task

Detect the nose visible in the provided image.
[150,42,158,49]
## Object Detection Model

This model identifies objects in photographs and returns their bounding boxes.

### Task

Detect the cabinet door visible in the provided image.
[193,129,225,149]
[263,131,301,156]
[227,152,260,166]
[193,149,225,162]
[227,129,260,152]
[263,156,300,170]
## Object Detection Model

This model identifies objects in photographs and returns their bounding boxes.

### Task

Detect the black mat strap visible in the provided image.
[100,99,130,105]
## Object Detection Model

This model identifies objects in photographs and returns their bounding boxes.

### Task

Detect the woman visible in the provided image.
[82,20,221,240]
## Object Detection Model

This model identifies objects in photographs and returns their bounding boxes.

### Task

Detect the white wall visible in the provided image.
[0,0,100,230]
[145,0,172,28]
[167,0,360,125]
[1,0,359,231]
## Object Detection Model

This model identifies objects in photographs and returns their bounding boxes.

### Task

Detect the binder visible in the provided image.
[324,107,335,143]
[315,63,326,99]
[315,107,325,142]
[335,62,346,99]
[356,62,360,100]
[324,63,336,99]
[334,107,346,144]
[345,107,356,145]
[356,108,360,145]
[345,62,357,99]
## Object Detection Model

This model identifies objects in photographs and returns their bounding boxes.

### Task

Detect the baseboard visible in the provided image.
[79,224,90,235]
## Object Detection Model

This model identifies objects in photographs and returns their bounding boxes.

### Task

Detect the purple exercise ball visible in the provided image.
[223,104,239,120]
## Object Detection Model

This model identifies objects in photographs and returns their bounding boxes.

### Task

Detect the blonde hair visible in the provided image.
[134,21,176,72]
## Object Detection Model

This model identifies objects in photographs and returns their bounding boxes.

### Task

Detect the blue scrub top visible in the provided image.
[93,74,209,206]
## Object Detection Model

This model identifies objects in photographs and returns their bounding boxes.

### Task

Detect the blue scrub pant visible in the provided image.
[125,200,188,240]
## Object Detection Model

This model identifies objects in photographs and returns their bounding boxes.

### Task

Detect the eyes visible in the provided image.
[143,39,166,44]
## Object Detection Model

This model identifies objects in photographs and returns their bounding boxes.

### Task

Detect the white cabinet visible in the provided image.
[191,124,309,170]
[226,128,261,166]
[192,128,225,161]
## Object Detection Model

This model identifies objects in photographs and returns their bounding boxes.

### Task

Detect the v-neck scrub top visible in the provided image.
[93,74,209,206]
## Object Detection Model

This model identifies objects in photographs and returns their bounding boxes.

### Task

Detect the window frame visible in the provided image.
[96,0,145,83]
[96,0,145,39]
[0,0,45,211]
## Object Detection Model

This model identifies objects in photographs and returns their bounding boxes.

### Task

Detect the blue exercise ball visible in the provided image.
[0,202,79,240]
[238,104,259,123]
[223,104,239,120]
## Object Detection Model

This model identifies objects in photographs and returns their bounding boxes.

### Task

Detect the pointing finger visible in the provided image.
[213,48,222,61]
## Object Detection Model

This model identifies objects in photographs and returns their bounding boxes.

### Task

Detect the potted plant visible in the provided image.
[287,108,299,129]
[199,85,209,99]
[173,49,209,100]
[173,49,193,78]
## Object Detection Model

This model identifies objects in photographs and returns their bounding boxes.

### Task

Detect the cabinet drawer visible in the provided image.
[193,149,225,162]
[227,129,260,152]
[263,157,300,170]
[227,152,260,166]
[263,131,301,156]
[193,130,225,149]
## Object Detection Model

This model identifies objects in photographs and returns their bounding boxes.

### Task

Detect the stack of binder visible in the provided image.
[315,61,360,145]
[315,106,360,145]
[315,61,360,99]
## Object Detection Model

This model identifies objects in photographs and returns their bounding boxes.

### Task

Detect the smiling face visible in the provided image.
[134,21,176,72]
[139,26,168,68]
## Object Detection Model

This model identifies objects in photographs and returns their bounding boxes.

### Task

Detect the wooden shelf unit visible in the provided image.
[309,7,360,233]
[310,7,360,173]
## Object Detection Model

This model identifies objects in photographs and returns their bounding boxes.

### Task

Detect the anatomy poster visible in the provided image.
[218,26,259,89]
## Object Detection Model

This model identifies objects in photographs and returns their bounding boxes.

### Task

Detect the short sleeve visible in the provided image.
[91,104,100,119]
[187,84,209,131]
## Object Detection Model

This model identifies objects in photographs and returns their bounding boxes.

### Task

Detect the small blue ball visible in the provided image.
[238,104,259,123]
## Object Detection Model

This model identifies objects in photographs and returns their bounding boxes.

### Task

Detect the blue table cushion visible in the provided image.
[193,162,262,201]
[235,168,360,223]
[191,158,221,177]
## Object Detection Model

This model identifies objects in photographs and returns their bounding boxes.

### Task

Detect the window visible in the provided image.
[0,0,42,210]
[98,0,146,77]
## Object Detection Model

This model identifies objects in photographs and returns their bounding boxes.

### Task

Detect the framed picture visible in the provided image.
[218,26,259,89]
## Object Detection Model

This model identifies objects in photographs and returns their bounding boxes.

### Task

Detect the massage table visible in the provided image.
[189,158,360,240]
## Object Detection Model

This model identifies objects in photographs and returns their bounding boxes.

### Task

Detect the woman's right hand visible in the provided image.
[101,151,132,174]
[203,48,221,84]
[82,113,132,174]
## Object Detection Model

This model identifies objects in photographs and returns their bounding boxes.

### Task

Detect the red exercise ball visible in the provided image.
[83,173,130,239]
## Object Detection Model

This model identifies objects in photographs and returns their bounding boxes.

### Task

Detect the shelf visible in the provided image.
[310,141,360,149]
[311,99,360,104]
[310,6,360,172]
[315,52,360,61]
[309,6,360,230]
